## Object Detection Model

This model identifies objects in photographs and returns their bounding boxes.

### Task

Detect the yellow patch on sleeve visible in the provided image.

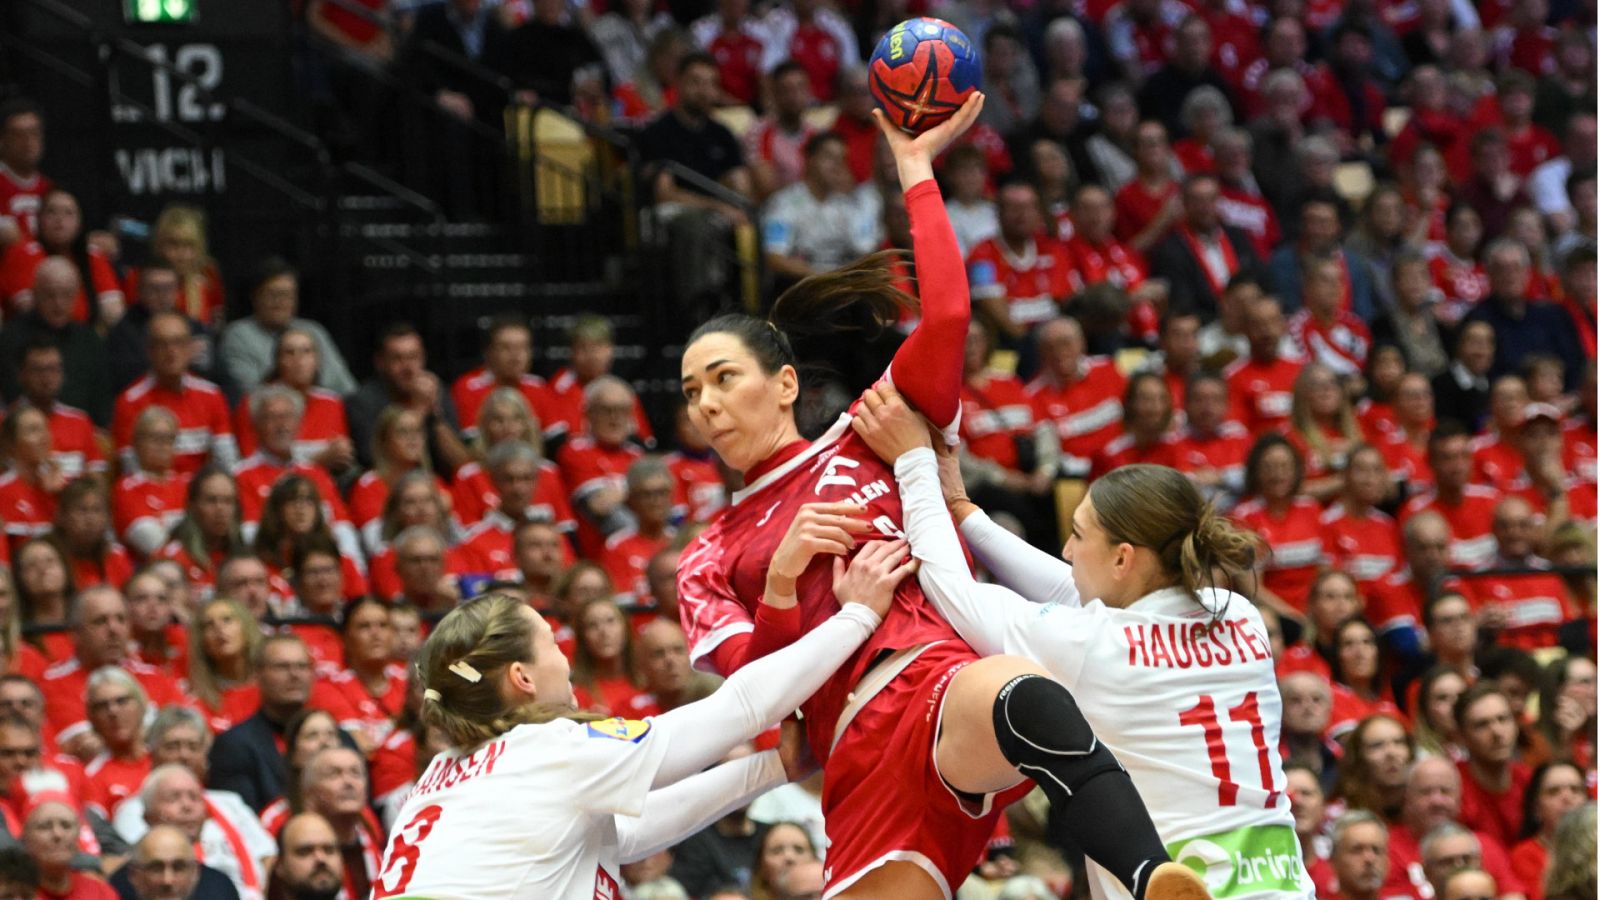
[586,718,652,743]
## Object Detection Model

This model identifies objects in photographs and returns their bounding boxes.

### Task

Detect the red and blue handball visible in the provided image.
[868,17,981,135]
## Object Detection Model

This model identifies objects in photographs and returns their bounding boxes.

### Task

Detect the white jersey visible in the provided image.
[895,449,1314,900]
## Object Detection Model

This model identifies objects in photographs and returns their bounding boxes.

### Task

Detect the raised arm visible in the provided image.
[616,750,785,863]
[876,96,984,431]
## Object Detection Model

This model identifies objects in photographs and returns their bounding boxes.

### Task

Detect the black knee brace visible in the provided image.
[991,673,1125,796]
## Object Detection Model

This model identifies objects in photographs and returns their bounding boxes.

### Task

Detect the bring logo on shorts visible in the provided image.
[1167,825,1307,899]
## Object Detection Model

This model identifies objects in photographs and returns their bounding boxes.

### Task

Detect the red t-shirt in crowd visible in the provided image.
[35,403,105,480]
[233,386,350,461]
[960,371,1036,471]
[0,164,51,242]
[1399,486,1502,570]
[111,469,188,554]
[1223,353,1305,435]
[449,367,559,441]
[600,528,673,604]
[1232,496,1326,614]
[966,236,1080,329]
[0,240,120,323]
[1456,759,1533,849]
[112,375,234,477]
[1321,503,1401,594]
[664,451,725,524]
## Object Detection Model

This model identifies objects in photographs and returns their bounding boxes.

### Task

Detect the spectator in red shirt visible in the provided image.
[1225,296,1305,434]
[514,519,569,615]
[1235,433,1327,617]
[598,458,676,606]
[689,0,770,107]
[15,538,74,665]
[569,597,651,717]
[1026,316,1128,477]
[1213,128,1281,261]
[312,598,405,756]
[1288,364,1366,502]
[291,746,383,899]
[81,668,151,819]
[1533,655,1595,775]
[1453,684,1534,849]
[21,794,115,900]
[450,317,556,447]
[344,323,471,476]
[1402,422,1502,570]
[1322,444,1403,595]
[50,479,131,592]
[0,404,64,557]
[185,597,263,736]
[0,99,51,249]
[1288,260,1374,382]
[1114,121,1181,254]
[1273,193,1382,326]
[1473,495,1573,651]
[125,570,185,679]
[112,313,237,477]
[1330,621,1408,740]
[1334,714,1415,817]
[1326,811,1393,900]
[367,473,459,602]
[252,475,366,602]
[153,467,245,608]
[1509,761,1587,900]
[16,342,105,483]
[541,315,653,447]
[761,0,857,104]
[351,405,448,555]
[744,61,815,202]
[383,528,460,614]
[1092,372,1177,477]
[556,376,647,553]
[1169,371,1251,499]
[0,189,122,328]
[1412,664,1471,761]
[460,440,579,580]
[1383,373,1437,493]
[113,408,188,559]
[966,181,1080,346]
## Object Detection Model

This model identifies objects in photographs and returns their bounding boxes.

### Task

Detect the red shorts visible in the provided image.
[819,641,1032,898]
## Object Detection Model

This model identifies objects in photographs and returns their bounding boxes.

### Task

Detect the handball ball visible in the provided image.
[868,17,981,134]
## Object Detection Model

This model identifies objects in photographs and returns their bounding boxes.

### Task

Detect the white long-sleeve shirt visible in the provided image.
[371,603,881,899]
[894,448,1314,900]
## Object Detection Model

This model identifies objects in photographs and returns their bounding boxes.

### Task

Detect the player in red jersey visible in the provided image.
[677,96,1200,900]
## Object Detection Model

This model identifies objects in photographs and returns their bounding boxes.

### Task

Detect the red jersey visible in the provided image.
[1471,561,1574,651]
[1217,185,1281,260]
[233,453,352,528]
[1510,476,1599,530]
[664,451,726,524]
[1224,354,1305,434]
[33,403,105,479]
[1063,234,1146,292]
[112,470,188,557]
[112,375,236,477]
[82,752,150,818]
[454,513,525,581]
[966,236,1079,328]
[39,656,187,745]
[311,664,408,749]
[556,435,645,556]
[1232,497,1327,614]
[1399,486,1502,570]
[1027,359,1128,474]
[1092,430,1178,479]
[1388,822,1524,900]
[366,543,472,604]
[152,541,223,604]
[679,416,970,760]
[286,622,345,675]
[1327,683,1406,740]
[573,675,658,719]
[1470,434,1524,492]
[1380,431,1434,494]
[1172,138,1214,174]
[542,368,654,444]
[599,528,673,603]
[0,240,120,323]
[1113,178,1178,245]
[1288,309,1371,379]
[449,460,575,534]
[368,728,416,800]
[1427,250,1489,323]
[0,164,51,242]
[703,25,765,106]
[959,371,1035,470]
[1563,418,1596,483]
[1457,759,1532,849]
[197,682,260,734]
[0,470,54,556]
[233,387,350,461]
[70,545,133,590]
[449,367,558,441]
[783,19,848,103]
[347,470,453,551]
[1355,398,1399,438]
[1320,503,1401,593]
[1170,418,1250,472]
[1509,839,1547,900]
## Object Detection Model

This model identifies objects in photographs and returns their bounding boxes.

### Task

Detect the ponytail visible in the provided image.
[1178,502,1257,600]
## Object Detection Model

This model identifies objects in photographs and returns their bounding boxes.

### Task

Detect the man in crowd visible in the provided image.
[268,814,343,900]
[218,259,356,398]
[111,313,236,475]
[345,323,469,473]
[0,258,111,424]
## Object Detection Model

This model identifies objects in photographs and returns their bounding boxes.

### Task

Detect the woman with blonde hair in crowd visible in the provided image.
[186,596,263,733]
[1285,363,1364,503]
[145,203,224,326]
[1541,803,1595,900]
[1412,664,1470,761]
[453,387,568,525]
[350,405,450,555]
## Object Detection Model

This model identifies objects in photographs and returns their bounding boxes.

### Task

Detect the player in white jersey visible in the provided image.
[370,545,912,900]
[851,384,1315,900]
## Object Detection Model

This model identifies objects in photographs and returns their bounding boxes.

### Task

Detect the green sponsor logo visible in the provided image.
[1168,825,1306,898]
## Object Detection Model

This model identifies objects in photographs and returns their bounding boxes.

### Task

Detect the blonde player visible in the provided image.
[369,539,912,900]
[851,384,1315,900]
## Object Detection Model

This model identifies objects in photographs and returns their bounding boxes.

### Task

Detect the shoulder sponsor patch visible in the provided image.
[586,718,652,743]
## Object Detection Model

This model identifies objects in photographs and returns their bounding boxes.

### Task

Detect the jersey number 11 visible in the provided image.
[1178,692,1283,808]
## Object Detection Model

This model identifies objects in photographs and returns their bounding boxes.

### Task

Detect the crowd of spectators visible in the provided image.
[0,0,1597,894]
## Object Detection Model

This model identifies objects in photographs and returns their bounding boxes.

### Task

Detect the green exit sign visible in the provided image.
[125,0,198,24]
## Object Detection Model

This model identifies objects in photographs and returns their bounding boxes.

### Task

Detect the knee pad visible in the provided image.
[992,674,1124,796]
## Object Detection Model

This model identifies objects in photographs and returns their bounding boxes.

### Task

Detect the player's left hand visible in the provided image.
[776,718,818,782]
[851,383,934,464]
[832,538,918,621]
